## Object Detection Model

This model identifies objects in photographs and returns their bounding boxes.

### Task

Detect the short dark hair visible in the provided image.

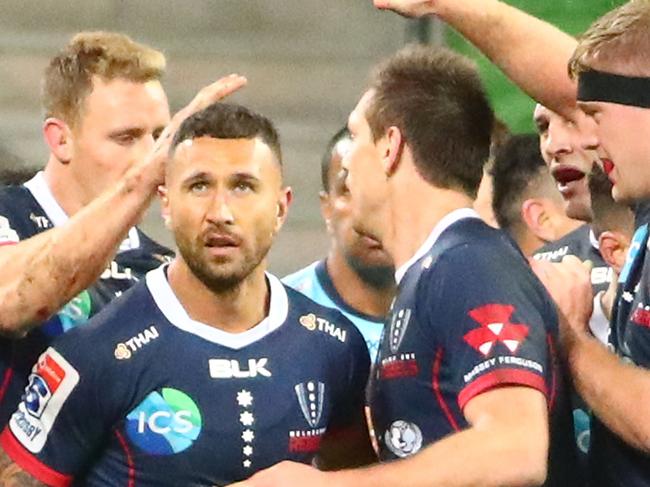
[171,102,282,165]
[366,44,494,197]
[589,164,634,237]
[491,134,556,235]
[321,127,350,192]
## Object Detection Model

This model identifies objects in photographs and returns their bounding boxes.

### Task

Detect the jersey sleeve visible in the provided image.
[420,246,556,411]
[327,318,371,431]
[0,337,112,486]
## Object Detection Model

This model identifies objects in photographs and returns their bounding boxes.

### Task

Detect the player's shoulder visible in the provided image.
[53,279,164,362]
[282,261,320,290]
[284,283,368,352]
[132,227,174,258]
[0,185,46,240]
[533,224,591,262]
[421,218,525,278]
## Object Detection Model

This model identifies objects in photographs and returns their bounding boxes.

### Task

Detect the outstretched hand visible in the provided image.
[145,73,248,186]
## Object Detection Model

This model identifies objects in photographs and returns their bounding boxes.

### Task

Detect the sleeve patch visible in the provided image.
[464,304,529,357]
[8,348,79,453]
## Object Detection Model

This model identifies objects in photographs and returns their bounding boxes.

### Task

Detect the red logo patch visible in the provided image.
[463,304,529,357]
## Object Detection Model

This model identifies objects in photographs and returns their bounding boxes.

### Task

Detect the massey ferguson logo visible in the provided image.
[389,309,411,354]
[463,304,529,357]
[295,381,325,428]
[209,358,272,379]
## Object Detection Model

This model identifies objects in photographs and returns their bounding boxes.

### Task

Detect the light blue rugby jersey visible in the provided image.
[283,260,385,362]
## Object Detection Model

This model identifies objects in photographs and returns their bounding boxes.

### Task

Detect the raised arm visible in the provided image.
[374,0,578,118]
[0,74,246,336]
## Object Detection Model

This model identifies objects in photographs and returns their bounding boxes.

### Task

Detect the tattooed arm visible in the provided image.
[0,449,45,487]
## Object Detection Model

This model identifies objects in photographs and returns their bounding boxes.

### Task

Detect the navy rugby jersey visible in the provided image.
[533,224,611,295]
[592,221,650,487]
[369,209,578,487]
[283,260,385,362]
[0,268,370,486]
[0,172,173,426]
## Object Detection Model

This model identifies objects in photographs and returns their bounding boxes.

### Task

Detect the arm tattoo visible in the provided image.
[0,449,46,487]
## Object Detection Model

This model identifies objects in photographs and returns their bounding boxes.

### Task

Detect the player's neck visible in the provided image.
[167,258,270,333]
[388,182,473,269]
[326,251,394,318]
[43,159,86,216]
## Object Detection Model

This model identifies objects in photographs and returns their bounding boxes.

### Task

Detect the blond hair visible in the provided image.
[42,31,166,125]
[569,0,650,78]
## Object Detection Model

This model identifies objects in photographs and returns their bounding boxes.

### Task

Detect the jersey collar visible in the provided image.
[395,207,480,284]
[146,265,289,349]
[23,171,140,251]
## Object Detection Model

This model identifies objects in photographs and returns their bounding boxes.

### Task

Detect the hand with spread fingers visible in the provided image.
[373,0,438,18]
[227,461,331,487]
[530,255,594,342]
[144,73,248,187]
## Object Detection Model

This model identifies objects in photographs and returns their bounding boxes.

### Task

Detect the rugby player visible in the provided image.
[233,45,577,487]
[0,102,374,486]
[373,1,650,485]
[490,133,581,256]
[283,127,394,362]
[0,32,246,427]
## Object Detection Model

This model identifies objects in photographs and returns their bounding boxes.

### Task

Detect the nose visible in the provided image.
[543,122,573,160]
[207,191,235,225]
[576,115,600,152]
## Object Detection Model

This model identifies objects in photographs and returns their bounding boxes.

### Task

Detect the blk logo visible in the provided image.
[209,358,272,379]
[464,304,529,357]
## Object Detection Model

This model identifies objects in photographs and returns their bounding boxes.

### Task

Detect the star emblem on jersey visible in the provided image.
[240,411,255,427]
[243,445,253,456]
[389,309,412,354]
[463,304,529,357]
[237,390,253,408]
[242,430,254,442]
[295,381,325,428]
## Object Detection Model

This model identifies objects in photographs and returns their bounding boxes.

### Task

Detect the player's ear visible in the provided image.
[599,230,631,274]
[273,186,292,235]
[158,185,172,229]
[43,118,73,164]
[319,190,333,233]
[521,199,553,242]
[383,126,403,177]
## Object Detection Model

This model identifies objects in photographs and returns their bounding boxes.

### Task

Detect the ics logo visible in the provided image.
[57,290,92,332]
[125,388,202,455]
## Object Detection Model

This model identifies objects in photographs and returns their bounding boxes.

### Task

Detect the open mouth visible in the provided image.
[205,234,240,249]
[551,166,586,187]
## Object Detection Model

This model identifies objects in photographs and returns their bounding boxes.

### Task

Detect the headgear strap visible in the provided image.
[578,69,650,108]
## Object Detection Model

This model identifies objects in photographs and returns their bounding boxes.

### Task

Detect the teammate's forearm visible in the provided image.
[330,426,546,487]
[566,329,650,452]
[0,162,158,336]
[431,0,578,117]
[0,449,46,487]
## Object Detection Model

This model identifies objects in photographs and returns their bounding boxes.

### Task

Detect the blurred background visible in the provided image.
[0,0,622,275]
